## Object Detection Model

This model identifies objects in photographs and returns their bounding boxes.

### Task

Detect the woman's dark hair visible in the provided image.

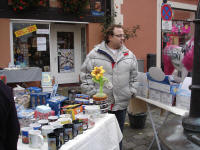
[104,24,124,44]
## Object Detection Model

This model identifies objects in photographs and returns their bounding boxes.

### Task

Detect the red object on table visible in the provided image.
[0,75,7,84]
[34,110,55,120]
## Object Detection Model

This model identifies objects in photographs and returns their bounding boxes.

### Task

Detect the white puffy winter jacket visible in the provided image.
[80,41,138,111]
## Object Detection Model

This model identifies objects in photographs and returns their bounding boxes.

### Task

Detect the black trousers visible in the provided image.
[108,109,127,150]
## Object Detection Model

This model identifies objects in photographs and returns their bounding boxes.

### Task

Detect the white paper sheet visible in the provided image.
[36,29,49,34]
[37,37,46,51]
[181,77,192,91]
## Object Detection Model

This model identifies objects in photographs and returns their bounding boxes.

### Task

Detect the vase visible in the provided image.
[93,93,107,101]
[93,93,108,114]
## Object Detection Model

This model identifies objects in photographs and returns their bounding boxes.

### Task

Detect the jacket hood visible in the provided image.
[93,41,131,63]
[94,41,129,52]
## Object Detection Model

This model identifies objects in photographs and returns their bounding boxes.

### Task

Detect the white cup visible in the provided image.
[41,125,54,142]
[21,127,33,144]
[38,119,49,126]
[29,123,41,130]
[29,130,44,148]
[50,121,63,129]
[48,116,58,122]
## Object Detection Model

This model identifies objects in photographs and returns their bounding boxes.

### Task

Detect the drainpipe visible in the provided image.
[182,0,200,132]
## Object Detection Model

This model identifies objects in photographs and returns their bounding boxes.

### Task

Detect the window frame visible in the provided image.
[156,0,197,67]
[10,19,51,67]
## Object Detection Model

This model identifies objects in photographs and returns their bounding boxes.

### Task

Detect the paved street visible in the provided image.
[122,107,177,150]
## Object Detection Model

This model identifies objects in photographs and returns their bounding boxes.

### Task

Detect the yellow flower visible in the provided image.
[91,66,105,80]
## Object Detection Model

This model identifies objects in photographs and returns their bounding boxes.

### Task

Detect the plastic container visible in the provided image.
[47,96,68,115]
[34,105,55,120]
[68,89,77,101]
[26,87,42,93]
[13,85,25,97]
[128,112,147,129]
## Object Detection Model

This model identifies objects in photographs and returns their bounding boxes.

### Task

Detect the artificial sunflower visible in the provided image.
[91,66,105,80]
[91,66,108,97]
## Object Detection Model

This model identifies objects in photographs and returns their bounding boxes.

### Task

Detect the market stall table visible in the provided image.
[17,113,123,150]
[136,96,189,150]
[0,67,42,83]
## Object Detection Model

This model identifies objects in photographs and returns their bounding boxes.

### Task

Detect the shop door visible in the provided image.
[50,24,81,84]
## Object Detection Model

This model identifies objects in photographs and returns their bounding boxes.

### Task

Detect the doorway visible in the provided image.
[50,24,81,84]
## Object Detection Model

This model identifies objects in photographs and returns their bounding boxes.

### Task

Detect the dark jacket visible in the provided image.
[0,80,20,150]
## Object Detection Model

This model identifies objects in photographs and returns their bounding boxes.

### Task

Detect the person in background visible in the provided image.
[80,24,138,150]
[0,80,20,150]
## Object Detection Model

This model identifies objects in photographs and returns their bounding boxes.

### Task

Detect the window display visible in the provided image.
[12,23,50,72]
[57,32,74,73]
[162,9,195,47]
[161,9,195,75]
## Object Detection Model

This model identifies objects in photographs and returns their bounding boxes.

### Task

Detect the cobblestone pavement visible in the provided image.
[122,107,177,150]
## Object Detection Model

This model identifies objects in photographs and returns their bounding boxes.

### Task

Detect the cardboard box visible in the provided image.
[176,94,190,110]
[149,89,161,102]
[147,72,179,105]
[61,104,83,120]
[160,92,174,106]
[47,95,68,115]
[147,72,172,94]
[176,77,191,110]
[148,80,171,93]
[128,97,147,115]
[42,86,53,93]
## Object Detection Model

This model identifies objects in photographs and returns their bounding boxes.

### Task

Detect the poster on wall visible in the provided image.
[90,0,104,16]
[41,72,52,87]
[37,37,46,51]
[58,49,74,73]
[15,25,37,37]
[162,20,172,31]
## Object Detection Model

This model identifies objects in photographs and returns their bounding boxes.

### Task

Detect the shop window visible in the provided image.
[162,9,195,48]
[161,9,195,71]
[12,23,50,72]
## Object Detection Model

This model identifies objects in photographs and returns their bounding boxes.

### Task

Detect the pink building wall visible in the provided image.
[86,23,103,53]
[122,0,157,72]
[0,19,10,68]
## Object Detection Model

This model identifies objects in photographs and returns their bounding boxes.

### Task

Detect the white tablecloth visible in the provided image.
[17,114,123,150]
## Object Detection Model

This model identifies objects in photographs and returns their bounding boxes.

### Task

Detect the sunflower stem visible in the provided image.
[99,77,104,94]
